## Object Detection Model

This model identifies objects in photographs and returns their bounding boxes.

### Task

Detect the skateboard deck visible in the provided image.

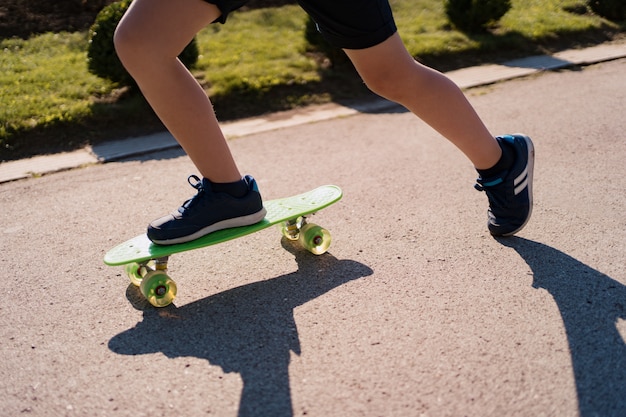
[104,185,342,307]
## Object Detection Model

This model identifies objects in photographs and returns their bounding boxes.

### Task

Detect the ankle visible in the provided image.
[476,139,514,178]
[210,177,248,198]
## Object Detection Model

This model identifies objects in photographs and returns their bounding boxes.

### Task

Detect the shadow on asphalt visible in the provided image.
[499,237,626,417]
[108,240,373,417]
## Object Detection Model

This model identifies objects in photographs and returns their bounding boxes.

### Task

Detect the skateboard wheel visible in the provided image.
[140,270,177,308]
[124,263,143,287]
[299,223,331,255]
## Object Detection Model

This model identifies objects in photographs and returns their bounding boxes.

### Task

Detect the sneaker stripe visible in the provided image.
[513,164,529,195]
[514,178,528,195]
[514,166,528,187]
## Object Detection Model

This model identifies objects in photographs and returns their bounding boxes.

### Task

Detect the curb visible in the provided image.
[1,41,625,184]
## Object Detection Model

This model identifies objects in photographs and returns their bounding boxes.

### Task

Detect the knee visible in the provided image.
[113,22,133,67]
[363,75,395,99]
[113,21,148,72]
[360,62,446,105]
[361,71,410,104]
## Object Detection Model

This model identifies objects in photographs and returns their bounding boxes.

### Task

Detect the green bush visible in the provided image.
[588,0,626,20]
[87,0,198,87]
[445,0,512,33]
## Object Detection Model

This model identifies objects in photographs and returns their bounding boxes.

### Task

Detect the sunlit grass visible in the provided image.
[0,32,113,142]
[194,6,320,98]
[394,0,613,57]
[501,0,608,37]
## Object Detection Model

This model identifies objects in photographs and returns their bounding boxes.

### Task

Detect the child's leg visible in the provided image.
[114,0,241,183]
[344,33,534,236]
[343,33,502,170]
[114,0,266,245]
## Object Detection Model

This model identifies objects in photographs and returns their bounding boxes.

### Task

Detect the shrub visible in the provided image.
[87,0,198,87]
[444,0,512,33]
[588,0,626,20]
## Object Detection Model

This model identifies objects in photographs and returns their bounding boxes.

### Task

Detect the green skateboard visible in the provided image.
[104,185,342,307]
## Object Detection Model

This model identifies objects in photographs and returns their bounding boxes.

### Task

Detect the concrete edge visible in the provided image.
[1,41,624,184]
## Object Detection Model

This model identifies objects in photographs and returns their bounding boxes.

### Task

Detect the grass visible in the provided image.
[196,7,319,97]
[0,33,112,144]
[0,0,622,161]
[396,0,618,64]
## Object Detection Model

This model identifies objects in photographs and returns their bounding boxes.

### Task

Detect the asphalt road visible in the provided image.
[1,58,625,417]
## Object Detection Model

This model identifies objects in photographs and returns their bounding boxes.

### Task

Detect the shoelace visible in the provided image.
[187,174,203,190]
[475,180,508,211]
[180,175,206,211]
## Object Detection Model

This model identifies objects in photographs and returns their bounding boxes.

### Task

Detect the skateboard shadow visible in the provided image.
[498,237,626,416]
[109,240,373,417]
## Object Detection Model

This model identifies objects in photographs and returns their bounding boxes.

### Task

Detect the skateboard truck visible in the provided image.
[282,217,304,240]
[124,256,177,307]
[280,215,330,254]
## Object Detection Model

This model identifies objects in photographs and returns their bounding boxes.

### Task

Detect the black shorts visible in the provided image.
[206,0,397,49]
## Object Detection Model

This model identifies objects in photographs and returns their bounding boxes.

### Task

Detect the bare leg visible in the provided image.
[114,0,241,182]
[344,33,502,170]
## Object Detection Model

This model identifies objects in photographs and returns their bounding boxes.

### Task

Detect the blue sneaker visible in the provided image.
[147,175,266,245]
[475,134,535,236]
